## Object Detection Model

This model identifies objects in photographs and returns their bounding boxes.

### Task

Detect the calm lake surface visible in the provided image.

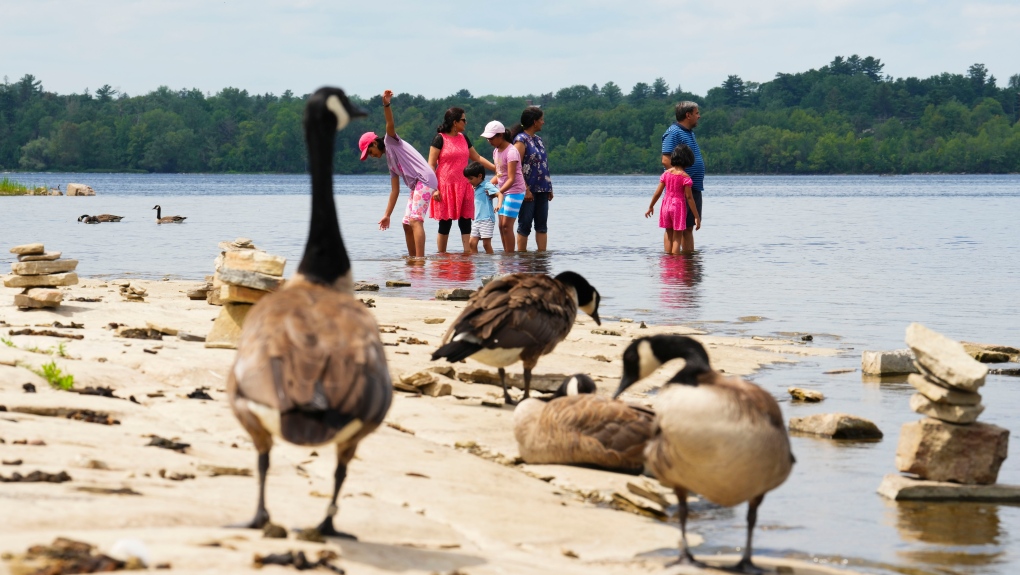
[2,172,1019,574]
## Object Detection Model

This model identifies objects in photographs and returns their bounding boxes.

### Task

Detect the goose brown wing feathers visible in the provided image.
[230,284,392,445]
[540,395,655,471]
[709,373,786,430]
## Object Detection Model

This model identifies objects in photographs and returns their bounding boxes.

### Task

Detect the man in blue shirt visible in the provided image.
[661,101,704,251]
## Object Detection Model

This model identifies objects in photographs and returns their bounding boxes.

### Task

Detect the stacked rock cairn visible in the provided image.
[4,244,79,309]
[204,238,286,349]
[895,322,1008,485]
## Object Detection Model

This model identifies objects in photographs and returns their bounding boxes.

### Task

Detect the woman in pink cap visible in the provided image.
[426,107,495,254]
[360,89,438,258]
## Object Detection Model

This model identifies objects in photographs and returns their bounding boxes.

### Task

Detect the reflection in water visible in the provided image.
[496,251,552,277]
[658,253,703,312]
[892,501,1006,569]
[431,254,476,285]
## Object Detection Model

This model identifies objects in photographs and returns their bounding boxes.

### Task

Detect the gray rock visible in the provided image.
[896,419,1009,484]
[909,393,984,424]
[18,251,61,262]
[9,243,45,256]
[861,349,918,375]
[907,374,981,406]
[788,387,825,402]
[386,280,411,287]
[65,183,95,196]
[435,288,474,301]
[216,268,284,292]
[11,259,78,276]
[177,332,206,343]
[905,323,987,392]
[354,282,379,291]
[877,474,1020,502]
[3,272,78,288]
[788,413,883,439]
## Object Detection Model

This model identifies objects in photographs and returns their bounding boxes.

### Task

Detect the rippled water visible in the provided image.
[2,172,1019,574]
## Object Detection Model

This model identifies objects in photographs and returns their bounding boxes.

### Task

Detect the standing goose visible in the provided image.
[430,271,601,405]
[614,335,794,573]
[153,205,186,223]
[514,374,655,473]
[226,87,390,539]
[79,214,124,223]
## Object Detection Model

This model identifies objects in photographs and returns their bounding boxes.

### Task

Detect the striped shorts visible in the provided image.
[470,218,495,239]
[498,192,525,218]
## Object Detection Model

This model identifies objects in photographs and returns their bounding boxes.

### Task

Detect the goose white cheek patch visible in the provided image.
[637,340,659,379]
[326,95,350,131]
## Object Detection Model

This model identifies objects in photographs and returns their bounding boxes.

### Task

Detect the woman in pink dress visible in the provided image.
[428,107,496,254]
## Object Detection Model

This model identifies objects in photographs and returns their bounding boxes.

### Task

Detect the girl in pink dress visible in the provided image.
[645,144,702,254]
[427,107,496,254]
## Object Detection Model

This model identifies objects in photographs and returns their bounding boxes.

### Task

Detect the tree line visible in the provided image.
[1,55,1019,176]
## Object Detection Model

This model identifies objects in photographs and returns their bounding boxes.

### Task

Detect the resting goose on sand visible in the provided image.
[431,271,601,405]
[226,87,390,539]
[79,214,124,223]
[614,335,794,573]
[514,374,655,473]
[153,205,186,223]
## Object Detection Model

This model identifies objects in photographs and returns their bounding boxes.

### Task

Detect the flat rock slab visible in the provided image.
[896,418,1009,484]
[205,303,253,349]
[18,251,61,262]
[906,323,987,391]
[861,349,918,375]
[436,288,475,301]
[145,321,179,336]
[220,284,268,305]
[789,413,883,439]
[354,282,379,291]
[386,280,411,287]
[215,268,283,292]
[9,243,45,255]
[878,474,1020,502]
[909,392,984,424]
[221,250,286,277]
[14,290,63,309]
[3,272,78,288]
[907,373,981,405]
[11,259,78,276]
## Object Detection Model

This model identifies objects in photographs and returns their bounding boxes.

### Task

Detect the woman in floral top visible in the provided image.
[511,107,553,251]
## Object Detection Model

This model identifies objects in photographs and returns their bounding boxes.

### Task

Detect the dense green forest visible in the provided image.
[2,55,1019,175]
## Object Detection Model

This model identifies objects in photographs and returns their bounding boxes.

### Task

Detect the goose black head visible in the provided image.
[78,214,89,222]
[548,373,597,401]
[306,87,368,134]
[555,271,601,326]
[614,335,711,398]
[152,205,160,210]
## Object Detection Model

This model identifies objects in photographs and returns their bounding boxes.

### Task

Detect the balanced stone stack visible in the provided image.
[205,238,286,349]
[895,323,1008,485]
[4,244,78,309]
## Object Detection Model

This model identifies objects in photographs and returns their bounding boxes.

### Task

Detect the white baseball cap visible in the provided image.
[480,120,506,138]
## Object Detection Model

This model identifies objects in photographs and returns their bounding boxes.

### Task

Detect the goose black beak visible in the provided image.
[612,376,635,399]
[349,103,369,118]
[591,310,601,326]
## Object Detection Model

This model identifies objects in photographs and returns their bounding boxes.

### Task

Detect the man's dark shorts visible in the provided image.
[686,188,702,229]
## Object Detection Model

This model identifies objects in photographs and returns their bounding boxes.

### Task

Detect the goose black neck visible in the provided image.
[297,119,350,284]
[155,206,161,219]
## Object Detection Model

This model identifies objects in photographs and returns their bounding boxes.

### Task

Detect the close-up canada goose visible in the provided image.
[431,271,601,405]
[514,374,655,473]
[614,335,794,573]
[226,86,389,539]
[78,214,124,223]
[152,205,186,223]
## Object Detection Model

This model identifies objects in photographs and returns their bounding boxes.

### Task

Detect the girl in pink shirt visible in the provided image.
[645,144,701,255]
[481,120,526,253]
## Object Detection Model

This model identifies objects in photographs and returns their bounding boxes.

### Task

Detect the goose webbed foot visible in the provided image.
[227,507,270,529]
[727,558,765,574]
[665,549,707,569]
[502,391,519,406]
[312,518,357,540]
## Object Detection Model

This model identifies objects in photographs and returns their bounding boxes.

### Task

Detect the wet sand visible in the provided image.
[0,278,852,575]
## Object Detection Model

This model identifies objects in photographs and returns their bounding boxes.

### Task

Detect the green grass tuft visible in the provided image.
[0,177,47,196]
[32,361,75,390]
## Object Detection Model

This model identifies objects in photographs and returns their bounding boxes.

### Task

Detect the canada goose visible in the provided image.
[226,87,385,539]
[79,214,124,223]
[614,335,794,573]
[514,374,655,473]
[153,205,186,224]
[430,271,601,405]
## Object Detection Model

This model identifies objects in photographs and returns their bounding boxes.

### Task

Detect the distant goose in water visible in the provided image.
[514,374,655,473]
[153,205,186,223]
[226,86,389,539]
[431,271,601,405]
[614,335,794,573]
[79,214,124,223]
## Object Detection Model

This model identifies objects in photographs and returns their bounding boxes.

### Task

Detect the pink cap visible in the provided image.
[358,132,378,161]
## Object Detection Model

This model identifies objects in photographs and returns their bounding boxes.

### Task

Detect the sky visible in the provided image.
[2,0,1018,100]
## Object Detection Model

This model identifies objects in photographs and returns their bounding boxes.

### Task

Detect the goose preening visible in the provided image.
[430,271,601,405]
[226,87,387,539]
[514,374,655,473]
[614,335,794,573]
[153,205,186,224]
[78,214,124,223]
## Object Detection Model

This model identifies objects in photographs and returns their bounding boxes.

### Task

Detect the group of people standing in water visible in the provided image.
[360,90,553,258]
[359,90,704,258]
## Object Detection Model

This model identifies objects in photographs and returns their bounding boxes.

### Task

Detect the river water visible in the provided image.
[2,172,1019,574]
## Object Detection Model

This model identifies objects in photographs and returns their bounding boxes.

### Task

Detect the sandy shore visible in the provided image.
[0,278,850,575]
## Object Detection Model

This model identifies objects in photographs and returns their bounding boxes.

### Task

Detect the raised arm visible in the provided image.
[382,90,397,138]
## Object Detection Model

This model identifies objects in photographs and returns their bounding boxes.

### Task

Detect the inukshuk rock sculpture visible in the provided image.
[4,244,78,309]
[204,238,286,349]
